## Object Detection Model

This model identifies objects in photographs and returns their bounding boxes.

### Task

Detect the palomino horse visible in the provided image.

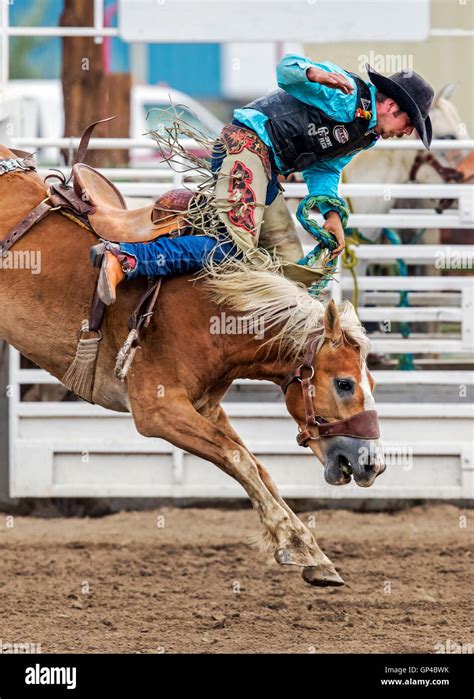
[0,144,384,587]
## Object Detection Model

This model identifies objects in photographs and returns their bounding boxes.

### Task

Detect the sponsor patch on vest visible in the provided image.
[333,125,350,144]
[361,98,371,111]
[315,126,332,150]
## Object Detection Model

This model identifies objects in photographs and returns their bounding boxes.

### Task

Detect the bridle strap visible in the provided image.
[296,410,380,447]
[301,376,316,426]
[281,333,381,447]
[409,152,467,214]
[280,330,322,394]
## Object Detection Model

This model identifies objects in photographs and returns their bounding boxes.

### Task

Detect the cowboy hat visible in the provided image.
[366,64,434,149]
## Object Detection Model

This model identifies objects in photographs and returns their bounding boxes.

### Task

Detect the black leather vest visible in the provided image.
[243,72,377,173]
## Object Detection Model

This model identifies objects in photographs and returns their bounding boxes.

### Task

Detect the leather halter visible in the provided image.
[409,151,466,214]
[409,151,464,185]
[281,331,380,448]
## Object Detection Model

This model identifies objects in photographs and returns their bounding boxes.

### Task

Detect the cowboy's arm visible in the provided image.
[301,156,352,257]
[277,55,355,115]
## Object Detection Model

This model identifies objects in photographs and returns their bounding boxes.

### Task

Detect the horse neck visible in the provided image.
[218,326,298,387]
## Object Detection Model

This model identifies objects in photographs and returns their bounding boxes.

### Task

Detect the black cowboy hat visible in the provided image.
[366,64,434,149]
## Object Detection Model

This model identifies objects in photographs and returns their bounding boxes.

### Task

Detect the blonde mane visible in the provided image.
[204,262,371,360]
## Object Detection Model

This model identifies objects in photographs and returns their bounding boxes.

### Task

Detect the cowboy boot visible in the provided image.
[90,241,136,305]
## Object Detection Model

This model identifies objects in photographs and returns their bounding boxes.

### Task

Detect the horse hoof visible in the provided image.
[302,565,345,587]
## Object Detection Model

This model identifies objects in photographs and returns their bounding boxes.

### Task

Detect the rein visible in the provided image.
[281,332,380,448]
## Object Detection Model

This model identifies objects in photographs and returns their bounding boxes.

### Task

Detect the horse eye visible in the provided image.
[336,379,354,392]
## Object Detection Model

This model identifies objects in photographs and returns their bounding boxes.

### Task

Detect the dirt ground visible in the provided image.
[0,504,472,654]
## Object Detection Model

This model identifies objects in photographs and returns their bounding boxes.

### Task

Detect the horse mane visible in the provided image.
[203,262,371,361]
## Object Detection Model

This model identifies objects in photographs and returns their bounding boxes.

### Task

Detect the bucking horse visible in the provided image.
[0,138,384,587]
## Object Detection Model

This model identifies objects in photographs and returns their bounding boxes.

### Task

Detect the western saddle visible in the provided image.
[0,117,198,257]
[69,163,195,242]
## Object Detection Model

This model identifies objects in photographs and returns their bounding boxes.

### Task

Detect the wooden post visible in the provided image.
[60,0,130,167]
[98,73,131,167]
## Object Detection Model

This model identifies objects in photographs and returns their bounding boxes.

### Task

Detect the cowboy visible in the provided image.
[94,56,434,305]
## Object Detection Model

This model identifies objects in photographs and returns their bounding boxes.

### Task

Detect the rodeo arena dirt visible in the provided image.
[0,0,473,693]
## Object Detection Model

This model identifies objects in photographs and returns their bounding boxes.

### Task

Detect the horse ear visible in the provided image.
[323,299,342,342]
[434,82,457,105]
[367,369,376,392]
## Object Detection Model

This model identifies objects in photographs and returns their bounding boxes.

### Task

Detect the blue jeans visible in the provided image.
[120,234,239,280]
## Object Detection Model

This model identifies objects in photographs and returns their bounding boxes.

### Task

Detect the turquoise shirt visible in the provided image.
[234,54,378,217]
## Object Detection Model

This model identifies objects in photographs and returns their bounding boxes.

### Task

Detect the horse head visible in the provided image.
[430,82,467,143]
[283,299,385,488]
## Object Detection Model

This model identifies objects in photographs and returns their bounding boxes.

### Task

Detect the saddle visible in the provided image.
[27,114,194,244]
[51,164,195,243]
[0,116,202,255]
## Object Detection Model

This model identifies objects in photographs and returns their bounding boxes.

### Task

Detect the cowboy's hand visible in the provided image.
[306,67,354,95]
[324,211,345,258]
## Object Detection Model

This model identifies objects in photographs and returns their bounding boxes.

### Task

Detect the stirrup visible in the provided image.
[90,240,119,268]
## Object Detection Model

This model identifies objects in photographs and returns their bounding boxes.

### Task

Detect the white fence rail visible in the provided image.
[11,136,474,151]
[8,358,474,500]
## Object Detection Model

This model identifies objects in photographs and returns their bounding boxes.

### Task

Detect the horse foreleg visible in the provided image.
[130,392,342,585]
[204,403,344,587]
